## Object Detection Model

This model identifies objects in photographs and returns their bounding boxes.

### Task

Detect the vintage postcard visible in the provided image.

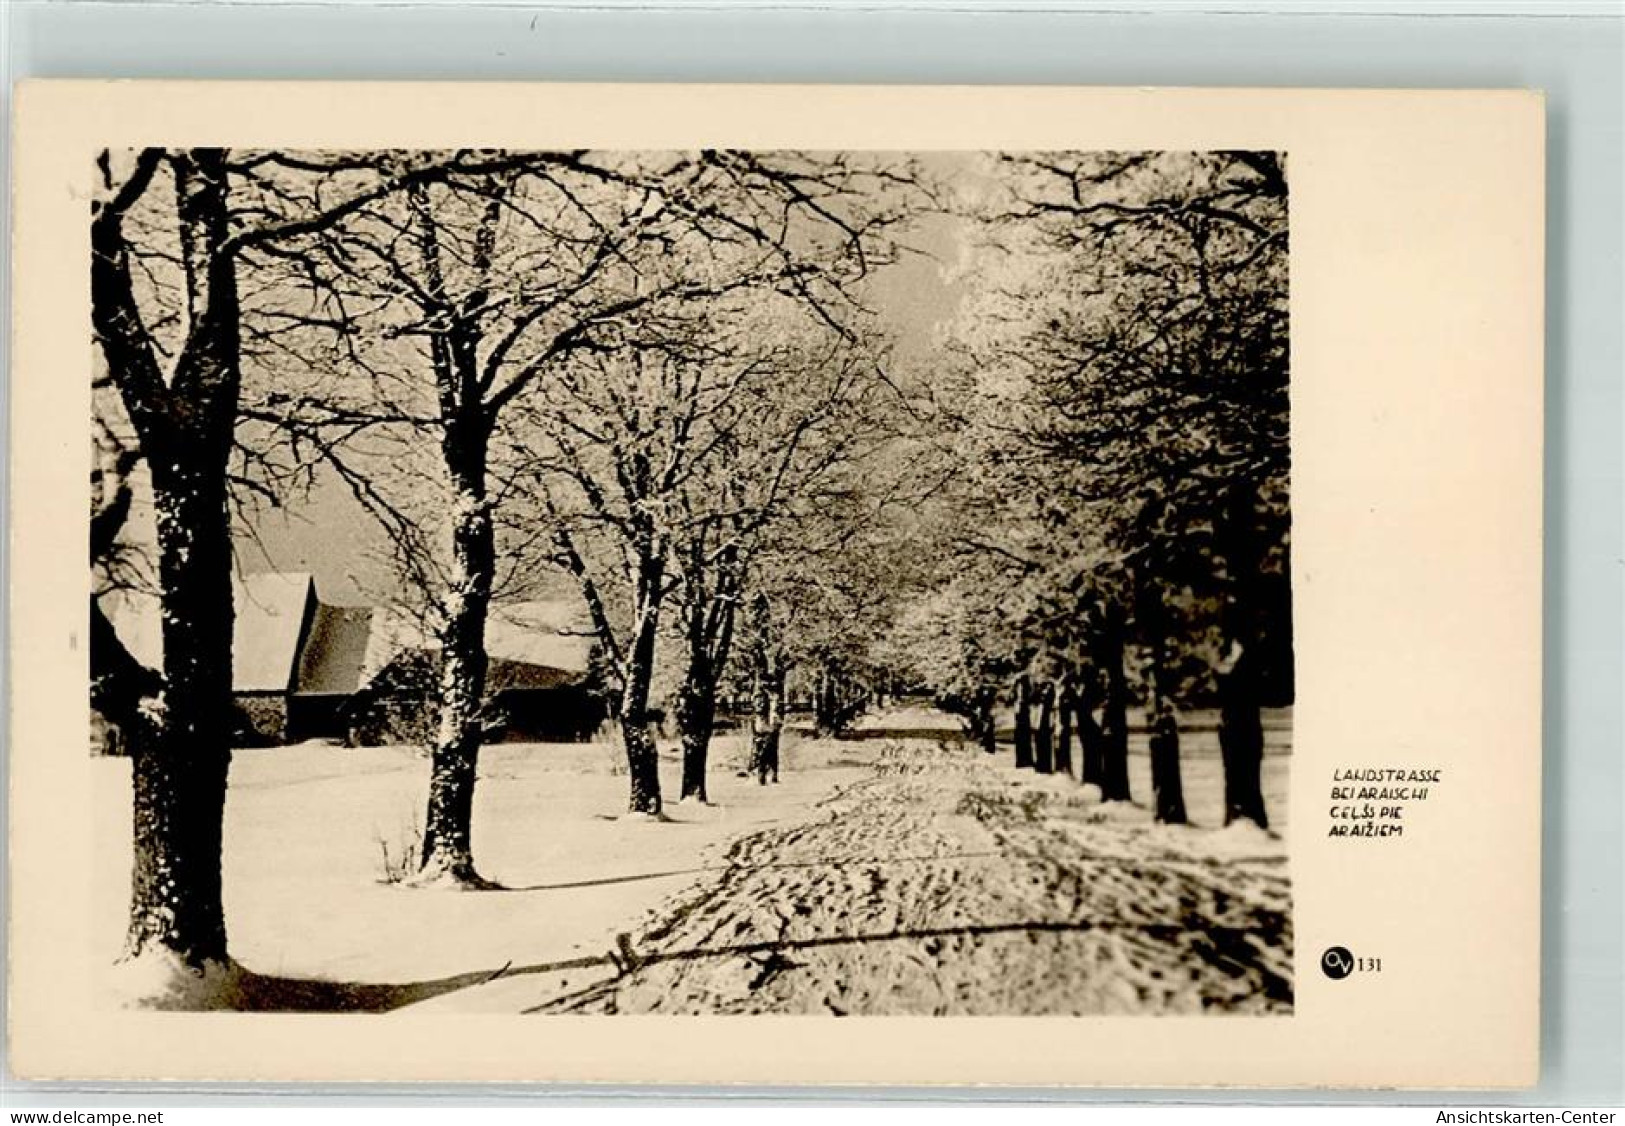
[7,83,1542,1087]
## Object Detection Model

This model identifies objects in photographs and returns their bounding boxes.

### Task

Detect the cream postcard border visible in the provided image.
[7,82,1544,1088]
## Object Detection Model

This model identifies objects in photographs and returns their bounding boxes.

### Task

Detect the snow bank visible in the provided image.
[92,732,871,1006]
[105,950,246,1011]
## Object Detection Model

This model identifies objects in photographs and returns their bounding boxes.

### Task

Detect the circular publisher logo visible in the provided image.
[1321,946,1354,980]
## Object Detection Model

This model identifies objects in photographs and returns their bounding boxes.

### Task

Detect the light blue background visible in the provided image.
[2,0,1620,1107]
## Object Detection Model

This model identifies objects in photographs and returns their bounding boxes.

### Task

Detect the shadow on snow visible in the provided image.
[226,912,1291,1015]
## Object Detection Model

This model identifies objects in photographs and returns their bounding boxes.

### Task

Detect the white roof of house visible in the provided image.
[234,572,317,692]
[100,574,596,696]
[98,572,316,694]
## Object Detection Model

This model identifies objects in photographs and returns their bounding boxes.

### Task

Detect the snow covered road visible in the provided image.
[486,717,1294,1016]
[95,707,1291,1014]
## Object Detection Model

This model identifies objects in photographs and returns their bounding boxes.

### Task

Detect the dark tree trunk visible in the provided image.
[769,667,786,781]
[1149,710,1187,825]
[126,456,236,965]
[1219,644,1269,828]
[621,599,665,815]
[554,501,668,815]
[676,544,739,804]
[748,658,784,785]
[623,718,663,814]
[815,665,865,735]
[1012,673,1033,769]
[1216,483,1270,828]
[1147,691,1187,825]
[419,413,495,884]
[409,180,508,881]
[93,149,240,971]
[746,595,782,784]
[1135,565,1186,824]
[1099,608,1132,803]
[677,659,718,804]
[1033,681,1055,774]
[1076,671,1106,791]
[420,736,481,881]
[814,666,837,736]
[1054,679,1075,777]
[976,684,998,755]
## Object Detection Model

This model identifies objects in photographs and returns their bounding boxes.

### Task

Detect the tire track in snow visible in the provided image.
[526,736,1293,1016]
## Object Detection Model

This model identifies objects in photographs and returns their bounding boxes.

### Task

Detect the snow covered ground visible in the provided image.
[92,706,1291,1014]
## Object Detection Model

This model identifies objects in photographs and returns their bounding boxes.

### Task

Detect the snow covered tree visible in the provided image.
[92,149,244,979]
[945,150,1290,820]
[506,155,923,814]
[91,147,496,990]
[237,151,731,881]
[241,149,923,843]
[665,323,896,800]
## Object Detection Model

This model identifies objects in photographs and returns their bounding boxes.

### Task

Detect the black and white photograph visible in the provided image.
[85,144,1295,1018]
[2,77,1553,1090]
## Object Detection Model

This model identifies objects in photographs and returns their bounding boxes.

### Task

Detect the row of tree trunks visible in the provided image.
[997,655,1266,830]
[1001,607,1134,801]
[813,664,870,736]
[997,605,1269,830]
[1006,667,1130,800]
